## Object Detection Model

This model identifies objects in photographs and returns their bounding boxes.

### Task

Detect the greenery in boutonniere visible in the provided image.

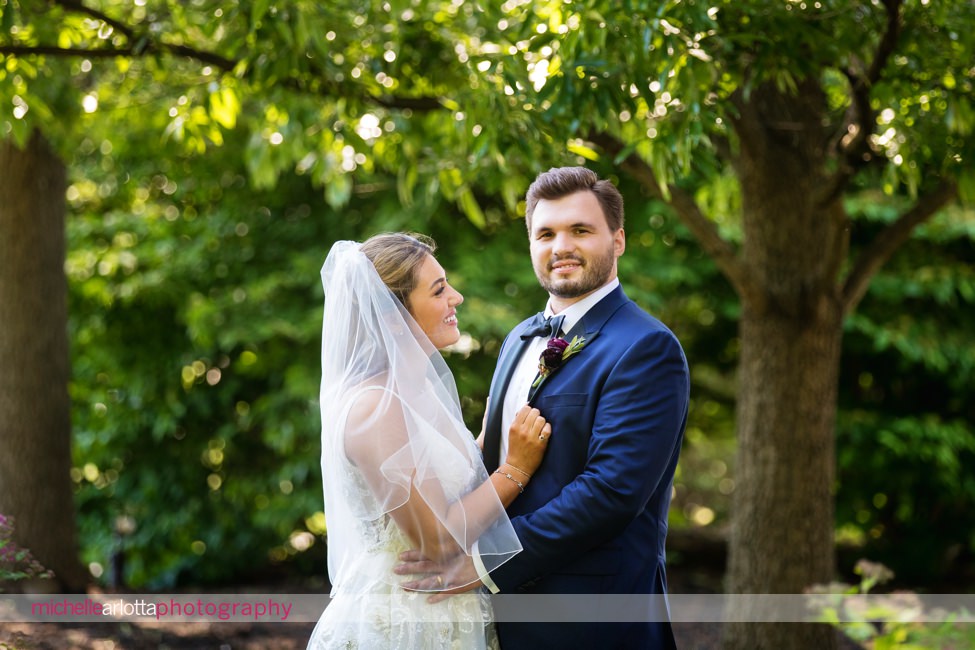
[532,335,587,389]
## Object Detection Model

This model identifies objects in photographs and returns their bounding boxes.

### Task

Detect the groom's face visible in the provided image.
[529,190,625,308]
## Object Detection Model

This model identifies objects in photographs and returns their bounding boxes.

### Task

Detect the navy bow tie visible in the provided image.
[520,314,565,341]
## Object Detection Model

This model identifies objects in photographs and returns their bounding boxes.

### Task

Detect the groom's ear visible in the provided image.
[614,228,625,257]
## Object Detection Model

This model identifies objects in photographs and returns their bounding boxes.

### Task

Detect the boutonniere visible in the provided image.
[532,335,587,388]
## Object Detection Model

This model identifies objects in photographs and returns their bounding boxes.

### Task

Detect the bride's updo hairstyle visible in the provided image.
[359,233,436,310]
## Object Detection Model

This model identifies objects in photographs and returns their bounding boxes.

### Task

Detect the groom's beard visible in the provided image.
[535,245,615,299]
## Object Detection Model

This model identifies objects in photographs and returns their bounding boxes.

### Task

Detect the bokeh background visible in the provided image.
[2,3,974,648]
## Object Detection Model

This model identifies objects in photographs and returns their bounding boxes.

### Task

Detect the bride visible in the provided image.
[308,234,551,649]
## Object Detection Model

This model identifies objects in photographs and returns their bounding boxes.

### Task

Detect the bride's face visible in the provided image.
[407,254,464,350]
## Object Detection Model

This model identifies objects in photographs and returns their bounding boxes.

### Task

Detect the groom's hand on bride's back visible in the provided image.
[394,549,439,577]
[395,550,482,602]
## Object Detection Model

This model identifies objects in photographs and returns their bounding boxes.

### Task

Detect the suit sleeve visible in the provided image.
[490,326,689,590]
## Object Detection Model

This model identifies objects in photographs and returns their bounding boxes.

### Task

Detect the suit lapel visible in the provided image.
[483,326,534,472]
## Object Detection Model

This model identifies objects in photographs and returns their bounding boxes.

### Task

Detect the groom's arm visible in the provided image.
[489,326,689,591]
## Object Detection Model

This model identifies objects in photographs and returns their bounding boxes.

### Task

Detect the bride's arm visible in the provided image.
[343,391,548,564]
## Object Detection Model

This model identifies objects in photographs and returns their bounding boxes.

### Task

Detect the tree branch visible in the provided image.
[841,180,957,314]
[0,45,133,58]
[10,0,443,112]
[818,0,903,206]
[154,43,238,72]
[587,131,761,305]
[52,0,137,42]
[49,0,238,72]
[865,0,904,85]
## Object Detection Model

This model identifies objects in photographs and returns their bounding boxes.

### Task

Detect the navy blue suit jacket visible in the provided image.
[483,285,688,649]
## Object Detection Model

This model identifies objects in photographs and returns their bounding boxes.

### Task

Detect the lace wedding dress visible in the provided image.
[307,389,500,650]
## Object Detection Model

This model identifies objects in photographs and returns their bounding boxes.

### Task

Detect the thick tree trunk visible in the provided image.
[721,82,843,650]
[0,131,85,591]
[722,303,842,649]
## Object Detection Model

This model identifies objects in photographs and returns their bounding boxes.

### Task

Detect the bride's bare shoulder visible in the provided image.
[345,375,404,424]
[343,377,410,462]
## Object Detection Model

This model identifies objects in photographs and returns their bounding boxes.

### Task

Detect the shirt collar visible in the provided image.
[544,278,620,335]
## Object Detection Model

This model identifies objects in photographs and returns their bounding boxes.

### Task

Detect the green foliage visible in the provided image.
[814,560,975,649]
[67,135,331,587]
[836,197,975,582]
[0,514,54,587]
[5,0,975,591]
[7,1,974,212]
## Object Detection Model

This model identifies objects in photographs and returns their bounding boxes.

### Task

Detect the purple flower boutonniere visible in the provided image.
[531,335,587,389]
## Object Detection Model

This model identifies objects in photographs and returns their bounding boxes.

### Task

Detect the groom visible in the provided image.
[402,166,689,649]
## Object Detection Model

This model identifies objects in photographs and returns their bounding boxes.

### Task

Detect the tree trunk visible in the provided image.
[721,82,843,650]
[0,131,85,591]
[722,301,842,648]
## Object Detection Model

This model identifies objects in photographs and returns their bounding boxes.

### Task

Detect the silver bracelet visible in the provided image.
[493,469,525,494]
[504,462,533,479]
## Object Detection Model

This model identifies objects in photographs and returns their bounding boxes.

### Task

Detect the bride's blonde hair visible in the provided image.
[359,233,436,310]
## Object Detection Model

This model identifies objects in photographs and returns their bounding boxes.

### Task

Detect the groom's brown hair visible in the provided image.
[524,167,625,232]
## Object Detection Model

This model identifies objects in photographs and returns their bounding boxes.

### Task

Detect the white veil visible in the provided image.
[319,240,521,592]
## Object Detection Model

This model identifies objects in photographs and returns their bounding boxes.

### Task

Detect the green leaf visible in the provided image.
[457,186,486,229]
[251,0,272,31]
[208,87,239,130]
